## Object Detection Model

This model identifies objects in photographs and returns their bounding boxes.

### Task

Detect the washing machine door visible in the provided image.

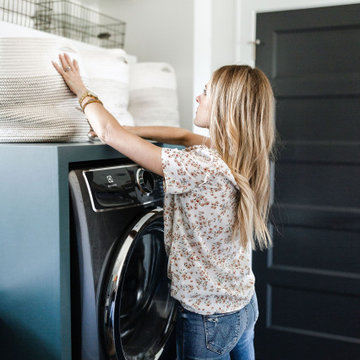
[101,208,175,360]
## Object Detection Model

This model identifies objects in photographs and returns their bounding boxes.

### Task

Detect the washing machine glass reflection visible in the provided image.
[102,215,174,360]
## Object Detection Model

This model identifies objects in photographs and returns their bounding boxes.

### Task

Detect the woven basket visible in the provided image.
[0,37,90,142]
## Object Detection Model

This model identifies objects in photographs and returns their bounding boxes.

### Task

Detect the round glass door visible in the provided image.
[102,209,175,360]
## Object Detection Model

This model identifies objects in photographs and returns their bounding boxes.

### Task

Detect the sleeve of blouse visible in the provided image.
[161,147,208,194]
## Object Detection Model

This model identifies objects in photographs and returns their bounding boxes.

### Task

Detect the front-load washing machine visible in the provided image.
[69,161,176,360]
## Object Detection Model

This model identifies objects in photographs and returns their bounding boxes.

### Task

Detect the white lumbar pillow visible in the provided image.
[128,62,180,127]
[80,47,134,126]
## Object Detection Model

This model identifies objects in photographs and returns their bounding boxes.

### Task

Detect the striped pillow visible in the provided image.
[128,63,180,127]
[80,47,134,127]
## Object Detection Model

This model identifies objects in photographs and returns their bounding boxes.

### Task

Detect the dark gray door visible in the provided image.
[254,4,360,360]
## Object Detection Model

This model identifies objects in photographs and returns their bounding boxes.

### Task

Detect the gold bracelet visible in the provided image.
[78,90,90,105]
[82,98,103,112]
[80,95,98,109]
[78,91,98,106]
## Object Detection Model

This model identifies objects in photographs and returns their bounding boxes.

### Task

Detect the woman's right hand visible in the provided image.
[52,53,87,98]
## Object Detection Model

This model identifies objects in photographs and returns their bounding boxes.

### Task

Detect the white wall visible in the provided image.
[238,0,360,66]
[193,0,238,135]
[91,0,194,130]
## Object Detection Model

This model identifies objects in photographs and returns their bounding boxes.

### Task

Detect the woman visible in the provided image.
[53,54,275,359]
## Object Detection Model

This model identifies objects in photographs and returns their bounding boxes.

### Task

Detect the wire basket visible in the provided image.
[0,0,126,48]
[0,0,52,28]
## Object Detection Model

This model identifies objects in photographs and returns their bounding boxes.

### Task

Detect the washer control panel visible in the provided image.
[82,164,164,212]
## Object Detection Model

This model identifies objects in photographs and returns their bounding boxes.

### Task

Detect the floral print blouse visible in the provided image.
[161,145,255,315]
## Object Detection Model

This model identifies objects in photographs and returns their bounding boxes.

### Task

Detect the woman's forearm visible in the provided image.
[82,101,164,175]
[81,96,209,148]
[126,126,190,145]
[127,126,209,147]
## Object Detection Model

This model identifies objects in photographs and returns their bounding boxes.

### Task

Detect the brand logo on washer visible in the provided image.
[106,175,114,183]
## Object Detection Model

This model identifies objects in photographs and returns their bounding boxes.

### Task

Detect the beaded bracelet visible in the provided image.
[82,98,103,112]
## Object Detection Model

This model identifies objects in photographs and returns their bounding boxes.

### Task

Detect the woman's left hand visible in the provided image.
[52,53,87,98]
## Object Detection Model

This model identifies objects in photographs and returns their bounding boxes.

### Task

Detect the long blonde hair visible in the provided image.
[208,65,275,250]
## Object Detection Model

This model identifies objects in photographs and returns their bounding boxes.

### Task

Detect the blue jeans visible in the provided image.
[176,293,259,360]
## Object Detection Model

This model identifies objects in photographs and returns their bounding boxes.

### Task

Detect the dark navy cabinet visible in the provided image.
[0,143,130,360]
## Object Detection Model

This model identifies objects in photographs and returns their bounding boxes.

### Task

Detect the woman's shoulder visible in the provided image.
[184,145,239,189]
[184,144,217,157]
[180,145,220,164]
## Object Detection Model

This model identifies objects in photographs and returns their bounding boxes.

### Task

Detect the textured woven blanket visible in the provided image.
[0,37,90,142]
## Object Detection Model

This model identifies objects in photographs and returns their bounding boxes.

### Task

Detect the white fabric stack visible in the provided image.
[128,63,180,127]
[0,37,90,142]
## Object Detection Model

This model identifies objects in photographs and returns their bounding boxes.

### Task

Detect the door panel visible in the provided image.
[254,4,360,359]
[277,97,360,141]
[276,162,360,207]
[273,226,360,274]
[271,286,360,338]
[275,27,360,76]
